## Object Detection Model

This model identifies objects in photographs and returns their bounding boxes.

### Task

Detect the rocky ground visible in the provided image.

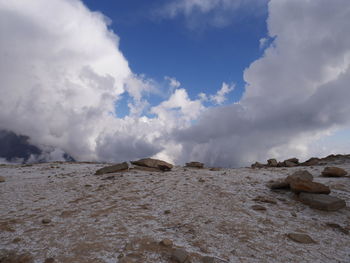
[0,159,349,263]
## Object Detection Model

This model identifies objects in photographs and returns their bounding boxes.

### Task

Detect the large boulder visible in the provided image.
[321,167,347,177]
[95,162,129,175]
[300,157,319,166]
[267,159,278,167]
[285,170,313,184]
[131,158,173,171]
[185,162,204,168]
[299,193,346,211]
[290,180,330,194]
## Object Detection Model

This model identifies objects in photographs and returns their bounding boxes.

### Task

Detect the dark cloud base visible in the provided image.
[0,130,75,163]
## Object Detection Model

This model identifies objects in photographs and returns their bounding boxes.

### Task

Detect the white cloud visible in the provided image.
[165,76,181,89]
[172,0,350,166]
[210,82,234,105]
[151,89,204,126]
[157,0,268,28]
[198,92,208,102]
[259,37,268,49]
[0,0,166,162]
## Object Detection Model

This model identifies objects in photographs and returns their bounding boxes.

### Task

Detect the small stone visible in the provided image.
[101,175,116,180]
[321,167,347,177]
[299,193,346,211]
[84,184,92,187]
[160,238,173,247]
[198,178,205,183]
[171,249,189,263]
[44,258,55,263]
[209,168,221,171]
[202,256,215,263]
[286,233,316,244]
[252,196,277,204]
[95,162,129,175]
[164,210,171,214]
[12,237,21,243]
[290,180,330,194]
[325,223,349,235]
[186,162,204,168]
[251,205,266,211]
[41,218,51,224]
[0,176,5,183]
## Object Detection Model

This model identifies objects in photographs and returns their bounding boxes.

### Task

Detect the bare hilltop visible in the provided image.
[0,155,349,263]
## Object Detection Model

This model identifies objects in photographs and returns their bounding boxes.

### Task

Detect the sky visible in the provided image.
[0,0,350,167]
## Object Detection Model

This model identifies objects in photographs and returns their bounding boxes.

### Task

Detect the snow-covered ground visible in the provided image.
[0,161,349,262]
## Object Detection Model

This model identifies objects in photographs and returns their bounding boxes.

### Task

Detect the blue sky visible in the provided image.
[83,0,269,113]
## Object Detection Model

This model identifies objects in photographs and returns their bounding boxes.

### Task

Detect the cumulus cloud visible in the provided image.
[1,0,350,167]
[209,82,234,105]
[165,76,181,89]
[197,82,234,105]
[0,0,167,162]
[157,0,268,28]
[172,0,350,166]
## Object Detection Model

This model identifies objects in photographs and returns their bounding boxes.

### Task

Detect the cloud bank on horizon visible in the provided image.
[0,0,350,166]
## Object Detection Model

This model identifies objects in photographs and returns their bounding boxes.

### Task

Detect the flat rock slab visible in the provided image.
[286,233,316,244]
[290,180,330,194]
[185,162,204,168]
[321,167,348,177]
[131,158,173,171]
[95,162,129,175]
[299,193,346,211]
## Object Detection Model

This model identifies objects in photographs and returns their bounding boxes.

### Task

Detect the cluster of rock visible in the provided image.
[95,159,209,175]
[253,157,308,168]
[95,158,174,175]
[268,167,347,211]
[252,154,350,168]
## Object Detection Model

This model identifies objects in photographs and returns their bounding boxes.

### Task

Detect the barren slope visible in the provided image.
[0,161,349,262]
